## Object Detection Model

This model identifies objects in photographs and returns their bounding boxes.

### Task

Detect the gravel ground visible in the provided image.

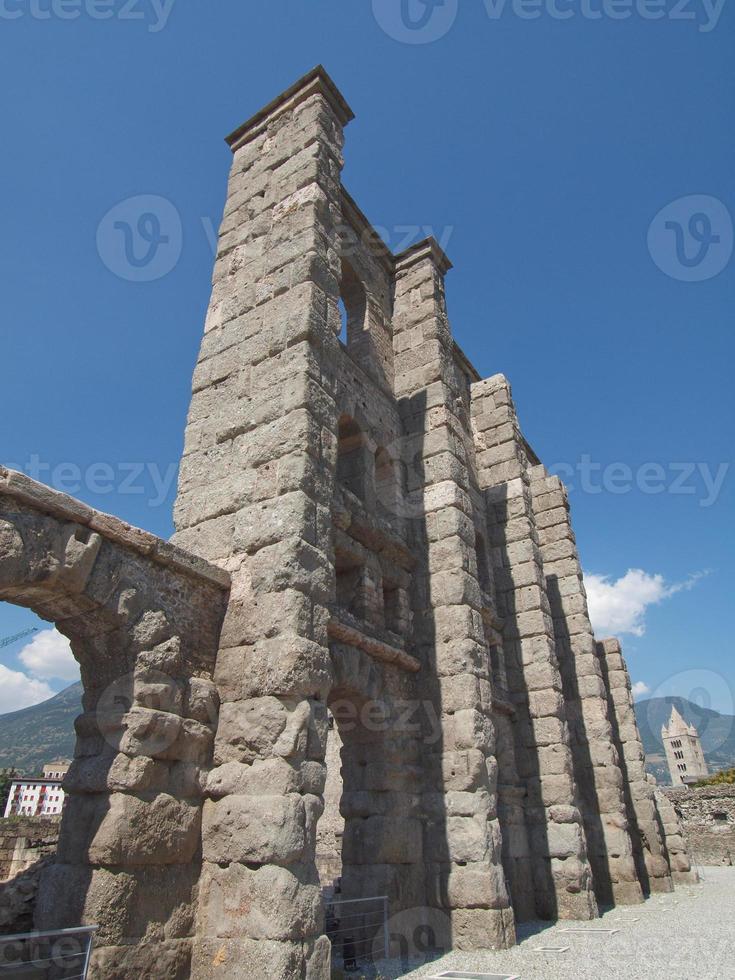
[362,866,734,980]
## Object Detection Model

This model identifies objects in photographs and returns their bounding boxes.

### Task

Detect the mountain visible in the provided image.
[0,683,82,775]
[634,696,735,784]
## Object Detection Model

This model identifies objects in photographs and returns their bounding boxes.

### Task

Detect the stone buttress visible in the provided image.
[597,638,675,894]
[172,69,349,977]
[470,375,598,919]
[392,241,516,949]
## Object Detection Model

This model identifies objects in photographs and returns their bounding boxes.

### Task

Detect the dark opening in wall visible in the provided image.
[475,533,491,595]
[335,550,364,619]
[336,416,367,501]
[713,811,729,822]
[382,581,401,635]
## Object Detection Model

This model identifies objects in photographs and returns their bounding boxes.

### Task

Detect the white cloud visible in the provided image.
[585,568,705,638]
[0,664,54,714]
[631,681,651,700]
[18,628,79,683]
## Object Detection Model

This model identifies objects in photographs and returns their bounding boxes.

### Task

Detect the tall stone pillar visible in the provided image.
[471,374,597,920]
[392,241,515,950]
[653,786,699,885]
[597,638,674,893]
[172,67,352,979]
[530,469,642,907]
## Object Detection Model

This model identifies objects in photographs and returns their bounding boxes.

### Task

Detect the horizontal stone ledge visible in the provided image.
[332,495,416,571]
[225,64,354,151]
[327,618,420,673]
[0,467,231,591]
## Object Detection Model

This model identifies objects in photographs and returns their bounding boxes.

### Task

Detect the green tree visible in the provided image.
[695,767,735,787]
[0,768,18,815]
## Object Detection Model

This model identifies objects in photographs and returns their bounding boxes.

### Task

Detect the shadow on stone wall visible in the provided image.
[493,487,556,920]
[546,575,615,909]
[597,647,652,896]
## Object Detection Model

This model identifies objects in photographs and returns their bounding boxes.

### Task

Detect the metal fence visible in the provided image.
[0,926,97,979]
[324,894,388,968]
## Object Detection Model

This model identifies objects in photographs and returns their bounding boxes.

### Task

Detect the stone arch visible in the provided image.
[318,643,426,969]
[0,473,229,977]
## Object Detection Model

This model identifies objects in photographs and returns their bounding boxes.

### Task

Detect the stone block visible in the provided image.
[451,907,515,950]
[213,697,288,765]
[215,636,330,701]
[197,862,321,941]
[202,794,306,865]
[87,793,201,866]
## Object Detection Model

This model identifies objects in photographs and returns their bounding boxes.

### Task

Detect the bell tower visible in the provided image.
[662,705,709,785]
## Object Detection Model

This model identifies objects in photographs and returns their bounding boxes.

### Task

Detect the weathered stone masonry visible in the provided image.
[0,817,60,883]
[0,468,230,977]
[0,67,695,979]
[664,784,735,867]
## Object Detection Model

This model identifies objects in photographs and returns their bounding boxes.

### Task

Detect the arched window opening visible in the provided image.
[338,259,367,350]
[338,297,348,344]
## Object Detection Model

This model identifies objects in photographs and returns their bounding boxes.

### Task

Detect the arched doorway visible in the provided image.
[0,475,229,975]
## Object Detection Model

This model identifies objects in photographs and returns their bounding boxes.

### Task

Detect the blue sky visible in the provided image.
[0,1,733,717]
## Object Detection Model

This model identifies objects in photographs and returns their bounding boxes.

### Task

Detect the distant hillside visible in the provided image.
[635,696,735,785]
[0,683,81,775]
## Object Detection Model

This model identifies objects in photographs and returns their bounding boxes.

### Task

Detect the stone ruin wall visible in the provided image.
[0,817,60,883]
[0,818,61,936]
[0,66,698,980]
[664,784,735,866]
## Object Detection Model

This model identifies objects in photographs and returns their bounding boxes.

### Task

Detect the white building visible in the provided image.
[3,760,70,818]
